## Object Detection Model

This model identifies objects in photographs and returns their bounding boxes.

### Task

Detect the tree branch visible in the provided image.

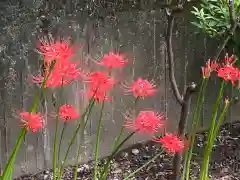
[172,82,197,179]
[165,14,184,105]
[165,1,198,179]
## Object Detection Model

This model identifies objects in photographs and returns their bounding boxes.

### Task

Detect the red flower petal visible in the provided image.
[20,112,44,132]
[153,133,185,154]
[124,110,165,134]
[123,78,157,98]
[59,104,80,122]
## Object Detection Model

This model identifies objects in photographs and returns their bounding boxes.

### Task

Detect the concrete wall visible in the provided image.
[0,1,239,177]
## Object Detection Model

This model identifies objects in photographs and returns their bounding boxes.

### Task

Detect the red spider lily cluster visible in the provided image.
[59,104,80,122]
[86,71,116,102]
[32,41,82,88]
[202,54,240,87]
[19,40,186,155]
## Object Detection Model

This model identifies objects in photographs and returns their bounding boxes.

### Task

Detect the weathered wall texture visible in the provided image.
[0,0,239,177]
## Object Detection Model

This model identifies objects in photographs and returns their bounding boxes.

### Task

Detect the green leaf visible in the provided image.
[191,21,203,29]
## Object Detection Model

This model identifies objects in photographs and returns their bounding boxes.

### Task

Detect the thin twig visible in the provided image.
[165,13,184,105]
[214,22,238,61]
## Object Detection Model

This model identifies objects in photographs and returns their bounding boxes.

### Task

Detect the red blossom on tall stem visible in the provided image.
[217,64,239,85]
[201,59,219,78]
[201,66,211,79]
[38,40,75,64]
[85,71,115,102]
[98,52,128,70]
[206,59,219,71]
[223,53,235,65]
[153,133,185,154]
[59,104,80,122]
[32,57,82,88]
[123,78,157,98]
[20,112,44,132]
[124,111,165,134]
[86,71,115,90]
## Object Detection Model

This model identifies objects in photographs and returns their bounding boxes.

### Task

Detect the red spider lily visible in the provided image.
[201,67,211,79]
[20,112,44,132]
[98,52,128,70]
[206,59,219,71]
[86,71,115,90]
[85,71,115,102]
[59,104,80,122]
[201,59,219,78]
[124,111,165,134]
[53,60,82,79]
[223,53,235,65]
[217,64,239,85]
[38,40,75,64]
[32,74,71,88]
[32,60,82,88]
[123,78,157,98]
[153,133,185,154]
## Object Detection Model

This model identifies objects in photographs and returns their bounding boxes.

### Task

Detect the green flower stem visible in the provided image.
[1,128,27,179]
[1,61,54,180]
[57,122,67,167]
[213,101,230,139]
[53,85,64,180]
[202,99,229,179]
[111,97,139,152]
[100,97,140,179]
[100,125,124,180]
[200,80,225,180]
[183,78,208,180]
[53,115,59,180]
[93,102,105,180]
[57,98,95,179]
[100,131,135,180]
[123,149,164,180]
[73,100,95,180]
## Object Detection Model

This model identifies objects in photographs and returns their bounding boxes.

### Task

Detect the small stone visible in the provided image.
[219,175,232,180]
[122,152,128,158]
[221,167,229,173]
[112,162,118,168]
[113,168,122,174]
[131,148,139,155]
[83,164,89,169]
[43,174,48,179]
[143,155,150,160]
[77,167,84,172]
